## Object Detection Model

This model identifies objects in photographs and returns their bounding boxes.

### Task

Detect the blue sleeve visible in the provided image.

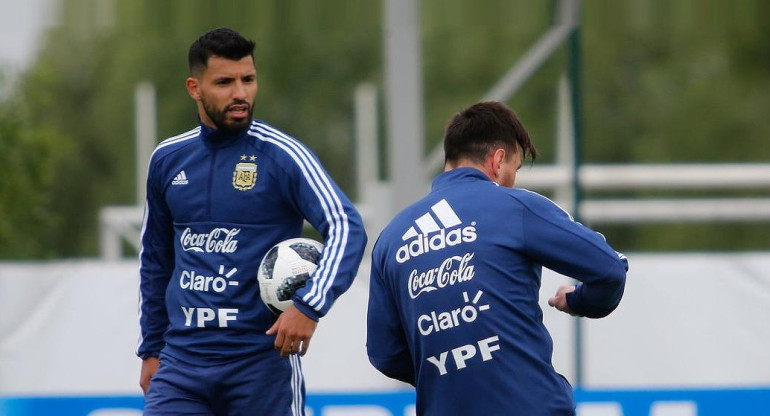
[520,193,628,318]
[366,243,415,385]
[136,159,175,359]
[284,144,368,320]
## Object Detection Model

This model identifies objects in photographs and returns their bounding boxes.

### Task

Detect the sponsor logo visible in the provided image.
[181,307,239,327]
[426,335,501,375]
[172,170,188,185]
[179,265,239,293]
[233,157,257,191]
[408,252,475,299]
[180,227,240,253]
[397,199,477,264]
[418,290,490,336]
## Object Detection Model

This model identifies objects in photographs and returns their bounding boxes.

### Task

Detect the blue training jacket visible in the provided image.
[367,168,628,416]
[137,119,367,363]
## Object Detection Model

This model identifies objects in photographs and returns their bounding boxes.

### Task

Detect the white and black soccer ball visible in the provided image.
[258,238,324,315]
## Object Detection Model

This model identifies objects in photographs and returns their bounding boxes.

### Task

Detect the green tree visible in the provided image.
[0,75,64,257]
[581,0,770,250]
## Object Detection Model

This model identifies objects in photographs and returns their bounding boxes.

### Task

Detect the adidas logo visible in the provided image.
[396,199,477,264]
[172,170,189,185]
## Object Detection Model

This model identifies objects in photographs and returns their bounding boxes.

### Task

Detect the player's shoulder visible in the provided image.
[246,119,310,153]
[504,187,546,202]
[151,126,202,161]
[245,119,323,173]
[504,187,574,219]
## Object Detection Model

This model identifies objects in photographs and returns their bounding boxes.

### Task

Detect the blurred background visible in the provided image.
[2,0,770,258]
[1,0,769,415]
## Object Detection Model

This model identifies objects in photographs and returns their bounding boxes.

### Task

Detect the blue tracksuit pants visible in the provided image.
[143,349,305,415]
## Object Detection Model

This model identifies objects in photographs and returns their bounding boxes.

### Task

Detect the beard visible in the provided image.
[200,95,253,135]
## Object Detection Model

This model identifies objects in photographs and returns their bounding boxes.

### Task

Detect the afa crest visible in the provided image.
[233,161,257,191]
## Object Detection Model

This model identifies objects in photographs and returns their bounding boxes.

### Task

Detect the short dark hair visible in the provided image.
[188,27,256,75]
[443,101,537,165]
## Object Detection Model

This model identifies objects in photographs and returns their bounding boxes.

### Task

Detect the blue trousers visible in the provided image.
[144,350,305,416]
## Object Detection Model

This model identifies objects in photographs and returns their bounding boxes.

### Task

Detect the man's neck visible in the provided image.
[445,160,494,181]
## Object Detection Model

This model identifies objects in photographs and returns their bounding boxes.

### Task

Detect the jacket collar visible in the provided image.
[199,118,250,148]
[431,167,493,192]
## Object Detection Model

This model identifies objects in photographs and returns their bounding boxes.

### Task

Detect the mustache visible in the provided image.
[226,100,251,111]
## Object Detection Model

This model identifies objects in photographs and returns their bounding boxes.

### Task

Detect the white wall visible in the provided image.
[1,253,769,395]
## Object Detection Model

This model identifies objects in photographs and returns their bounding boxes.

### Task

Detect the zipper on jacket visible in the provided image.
[207,148,217,219]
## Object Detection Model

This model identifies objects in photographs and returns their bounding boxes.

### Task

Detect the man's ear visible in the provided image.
[491,148,506,178]
[186,77,201,101]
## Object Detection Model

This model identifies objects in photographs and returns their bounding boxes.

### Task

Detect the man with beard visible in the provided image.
[137,27,367,415]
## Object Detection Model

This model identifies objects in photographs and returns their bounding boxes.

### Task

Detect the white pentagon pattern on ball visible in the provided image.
[257,237,324,315]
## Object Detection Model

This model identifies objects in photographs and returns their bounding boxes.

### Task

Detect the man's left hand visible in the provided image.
[266,305,318,357]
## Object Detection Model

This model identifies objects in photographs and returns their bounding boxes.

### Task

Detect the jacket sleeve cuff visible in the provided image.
[291,298,321,321]
[565,284,617,319]
[138,351,160,360]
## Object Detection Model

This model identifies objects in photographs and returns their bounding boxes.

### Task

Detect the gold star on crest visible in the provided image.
[240,154,247,161]
[249,155,257,161]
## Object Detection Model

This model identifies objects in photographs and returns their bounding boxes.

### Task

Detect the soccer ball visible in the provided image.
[258,238,324,315]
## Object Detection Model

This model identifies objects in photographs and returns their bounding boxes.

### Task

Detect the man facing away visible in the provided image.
[137,27,367,415]
[367,101,628,415]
